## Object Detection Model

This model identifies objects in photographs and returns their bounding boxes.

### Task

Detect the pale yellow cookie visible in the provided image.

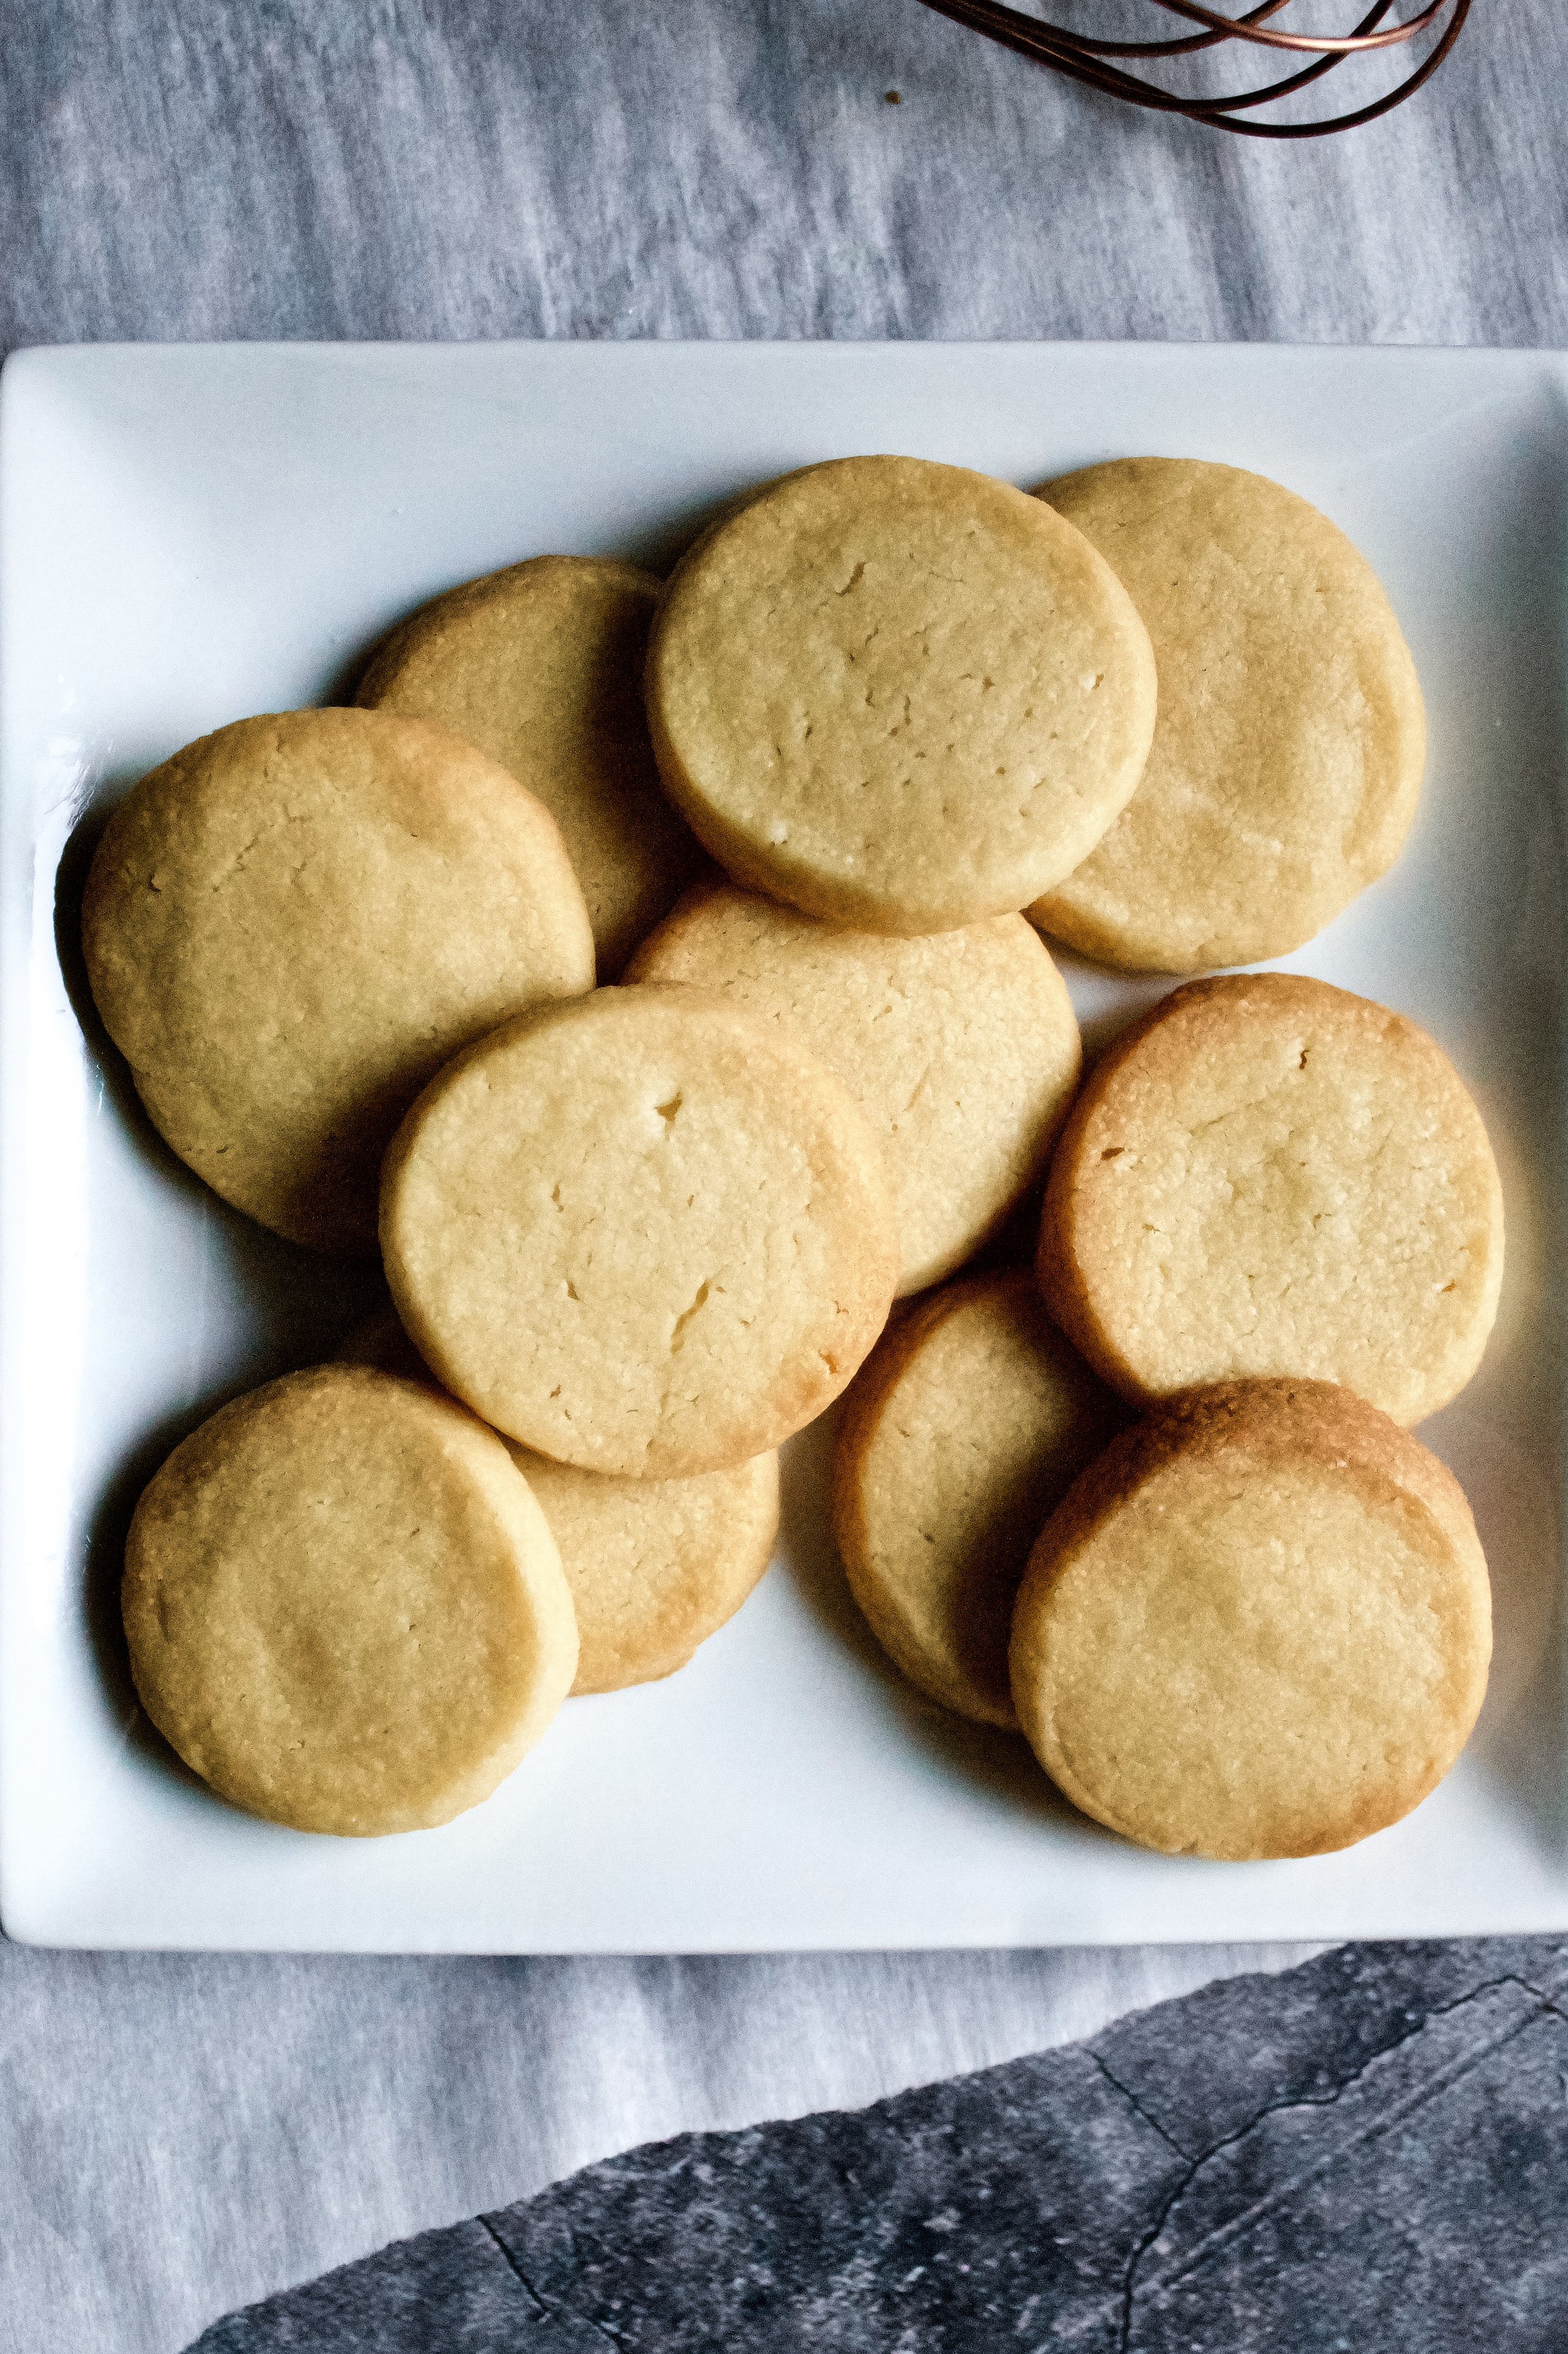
[339,1311,780,1693]
[1030,458,1426,972]
[832,1270,1121,1726]
[1010,1379,1491,1859]
[645,456,1157,935]
[526,1450,779,1694]
[122,1365,578,1836]
[1039,974,1504,1427]
[82,708,595,1253]
[381,986,899,1476]
[625,881,1081,1295]
[357,555,701,977]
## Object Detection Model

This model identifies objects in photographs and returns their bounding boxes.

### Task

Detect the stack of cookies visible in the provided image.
[83,452,1501,1863]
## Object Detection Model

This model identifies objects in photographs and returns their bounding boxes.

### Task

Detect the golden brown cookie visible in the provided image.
[645,456,1157,935]
[339,1311,780,1693]
[122,1365,578,1836]
[82,708,595,1253]
[832,1270,1121,1726]
[1039,974,1504,1426]
[1030,459,1426,972]
[625,881,1081,1296]
[357,555,702,977]
[1010,1379,1491,1860]
[381,986,899,1476]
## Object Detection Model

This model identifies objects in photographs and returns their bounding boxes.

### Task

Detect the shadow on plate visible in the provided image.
[775,1406,1106,1843]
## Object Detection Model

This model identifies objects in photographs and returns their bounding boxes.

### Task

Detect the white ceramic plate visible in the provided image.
[3,340,1565,1952]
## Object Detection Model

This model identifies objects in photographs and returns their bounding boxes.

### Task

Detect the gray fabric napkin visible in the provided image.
[189,1936,1568,2350]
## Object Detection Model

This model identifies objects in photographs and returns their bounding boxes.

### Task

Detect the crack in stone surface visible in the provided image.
[1089,2053,1194,2163]
[1149,1993,1546,2308]
[482,2220,629,2347]
[1110,1971,1566,2353]
[478,2218,549,2318]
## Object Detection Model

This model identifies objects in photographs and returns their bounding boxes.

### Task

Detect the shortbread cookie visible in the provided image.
[381,986,899,1476]
[527,1449,779,1693]
[625,881,1081,1295]
[833,1271,1121,1726]
[646,456,1157,935]
[122,1365,578,1836]
[1039,974,1503,1427]
[340,1311,780,1693]
[1010,1380,1491,1860]
[1030,459,1426,971]
[82,708,595,1252]
[357,556,701,976]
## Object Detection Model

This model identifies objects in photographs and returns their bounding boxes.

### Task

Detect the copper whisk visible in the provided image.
[907,0,1471,137]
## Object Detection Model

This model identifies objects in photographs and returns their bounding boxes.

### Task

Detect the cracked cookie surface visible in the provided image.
[626,880,1080,1295]
[122,1365,579,1836]
[82,706,595,1252]
[1010,1379,1492,1859]
[1038,973,1504,1426]
[645,455,1157,935]
[1030,457,1426,972]
[380,985,899,1476]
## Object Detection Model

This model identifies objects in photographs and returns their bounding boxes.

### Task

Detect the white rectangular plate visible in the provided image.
[3,340,1566,1952]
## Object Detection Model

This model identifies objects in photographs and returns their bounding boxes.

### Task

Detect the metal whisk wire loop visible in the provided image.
[908,0,1472,137]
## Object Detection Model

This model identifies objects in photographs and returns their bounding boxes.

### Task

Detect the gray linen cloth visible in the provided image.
[1,5,1565,2350]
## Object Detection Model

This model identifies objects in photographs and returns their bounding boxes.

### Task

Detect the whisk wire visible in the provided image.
[908,0,1471,136]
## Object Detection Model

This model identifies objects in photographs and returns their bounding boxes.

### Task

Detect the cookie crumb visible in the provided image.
[885,89,901,105]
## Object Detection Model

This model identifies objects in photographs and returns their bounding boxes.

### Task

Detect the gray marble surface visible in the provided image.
[1,3,1565,2348]
[3,0,1565,351]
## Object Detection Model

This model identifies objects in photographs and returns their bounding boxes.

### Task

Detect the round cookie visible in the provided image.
[1029,458,1426,972]
[527,1450,779,1694]
[645,456,1157,935]
[339,1312,780,1693]
[625,881,1081,1296]
[357,555,702,977]
[122,1365,578,1836]
[82,707,595,1253]
[1010,1379,1491,1860]
[832,1270,1122,1727]
[1039,974,1504,1427]
[381,985,899,1477]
